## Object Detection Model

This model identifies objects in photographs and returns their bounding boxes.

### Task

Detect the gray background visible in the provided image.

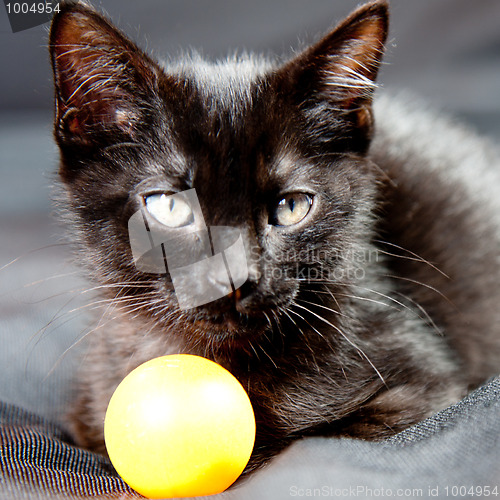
[0,0,499,493]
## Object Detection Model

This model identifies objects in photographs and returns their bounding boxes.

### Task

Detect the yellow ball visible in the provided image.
[104,354,256,499]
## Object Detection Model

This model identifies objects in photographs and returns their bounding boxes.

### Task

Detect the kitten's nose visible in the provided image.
[227,287,242,303]
[231,280,261,314]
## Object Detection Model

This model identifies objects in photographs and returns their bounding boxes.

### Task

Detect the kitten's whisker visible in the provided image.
[262,311,273,332]
[81,285,160,349]
[292,303,387,388]
[351,282,437,316]
[296,278,354,286]
[296,298,344,318]
[79,281,156,292]
[338,291,427,323]
[374,240,450,279]
[259,310,281,367]
[0,243,71,274]
[299,287,358,317]
[353,285,412,311]
[81,292,159,315]
[281,306,306,338]
[30,299,116,349]
[45,305,126,378]
[23,270,81,288]
[299,276,420,316]
[270,309,283,336]
[248,342,262,362]
[301,282,441,335]
[284,307,324,367]
[23,281,155,308]
[383,274,456,309]
[321,284,343,312]
[92,288,129,334]
[59,291,160,316]
[29,287,99,346]
[44,285,132,378]
[269,308,290,352]
[393,290,443,337]
[120,297,170,320]
[297,279,397,310]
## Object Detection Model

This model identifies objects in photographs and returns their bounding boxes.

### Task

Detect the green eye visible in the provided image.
[145,193,194,228]
[272,193,313,227]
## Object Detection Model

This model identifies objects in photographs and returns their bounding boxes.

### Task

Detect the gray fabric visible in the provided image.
[0,402,136,499]
[1,379,499,499]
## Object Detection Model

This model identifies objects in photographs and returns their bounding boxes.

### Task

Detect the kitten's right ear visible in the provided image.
[49,2,161,147]
[274,1,389,152]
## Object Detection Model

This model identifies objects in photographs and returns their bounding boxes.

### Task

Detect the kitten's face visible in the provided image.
[50,3,387,350]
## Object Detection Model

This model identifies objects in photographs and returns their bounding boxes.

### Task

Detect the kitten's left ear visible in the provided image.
[276,1,389,150]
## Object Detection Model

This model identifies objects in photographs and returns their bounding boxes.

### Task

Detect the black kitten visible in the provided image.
[49,1,500,471]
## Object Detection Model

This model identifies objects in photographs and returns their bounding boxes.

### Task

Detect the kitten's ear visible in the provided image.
[49,3,161,147]
[277,1,389,149]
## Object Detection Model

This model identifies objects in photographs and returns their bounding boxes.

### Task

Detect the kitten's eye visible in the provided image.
[144,193,194,228]
[272,193,313,227]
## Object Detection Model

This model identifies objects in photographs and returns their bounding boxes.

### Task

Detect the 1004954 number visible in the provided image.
[444,485,499,497]
[5,2,60,14]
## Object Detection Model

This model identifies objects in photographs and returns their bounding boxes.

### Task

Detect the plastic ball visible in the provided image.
[104,354,256,499]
